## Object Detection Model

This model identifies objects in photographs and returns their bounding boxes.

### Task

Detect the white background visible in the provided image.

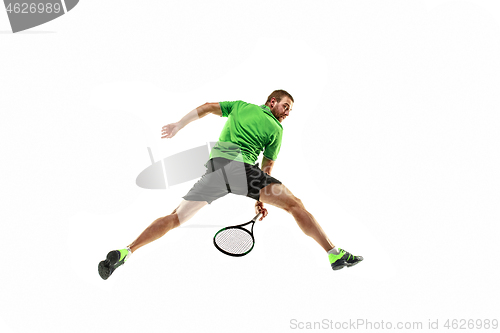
[1,1,499,332]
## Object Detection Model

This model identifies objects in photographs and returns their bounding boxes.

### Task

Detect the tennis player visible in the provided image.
[98,90,363,279]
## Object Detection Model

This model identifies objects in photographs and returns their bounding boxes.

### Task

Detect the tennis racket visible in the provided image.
[213,212,262,257]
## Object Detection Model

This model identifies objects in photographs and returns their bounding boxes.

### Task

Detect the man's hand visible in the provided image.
[161,122,182,139]
[254,201,268,221]
[161,104,221,139]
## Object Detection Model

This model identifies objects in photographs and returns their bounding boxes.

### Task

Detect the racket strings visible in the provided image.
[214,228,254,255]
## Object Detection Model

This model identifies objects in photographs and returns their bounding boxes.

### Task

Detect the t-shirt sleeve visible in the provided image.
[219,100,241,117]
[263,129,283,161]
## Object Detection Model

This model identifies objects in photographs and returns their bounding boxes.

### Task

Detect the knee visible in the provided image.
[169,213,180,228]
[285,196,304,213]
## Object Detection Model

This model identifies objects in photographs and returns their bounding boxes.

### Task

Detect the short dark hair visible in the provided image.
[265,90,294,106]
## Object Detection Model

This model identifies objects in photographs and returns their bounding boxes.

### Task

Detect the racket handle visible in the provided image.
[252,212,262,221]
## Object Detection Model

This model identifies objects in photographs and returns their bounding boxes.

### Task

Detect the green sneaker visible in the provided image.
[98,248,130,280]
[329,248,363,270]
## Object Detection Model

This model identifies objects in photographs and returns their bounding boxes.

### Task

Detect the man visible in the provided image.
[98,90,363,280]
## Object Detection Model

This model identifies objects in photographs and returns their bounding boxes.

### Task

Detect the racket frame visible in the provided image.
[213,213,262,257]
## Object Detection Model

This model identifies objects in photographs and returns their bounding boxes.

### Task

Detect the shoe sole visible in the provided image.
[331,257,364,271]
[331,259,347,270]
[98,251,121,280]
[332,264,347,270]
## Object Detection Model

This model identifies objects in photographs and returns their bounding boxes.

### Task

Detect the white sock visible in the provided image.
[126,247,132,260]
[328,246,340,255]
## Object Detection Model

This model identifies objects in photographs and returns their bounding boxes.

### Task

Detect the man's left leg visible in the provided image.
[127,199,208,253]
[98,199,207,280]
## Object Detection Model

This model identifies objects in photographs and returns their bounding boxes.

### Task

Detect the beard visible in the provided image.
[270,106,282,121]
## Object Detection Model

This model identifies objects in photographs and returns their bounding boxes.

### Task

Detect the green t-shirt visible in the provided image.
[209,100,283,165]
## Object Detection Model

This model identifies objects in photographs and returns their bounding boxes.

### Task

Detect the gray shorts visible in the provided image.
[182,157,281,204]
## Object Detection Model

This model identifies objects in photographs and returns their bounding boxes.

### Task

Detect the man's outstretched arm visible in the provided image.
[161,102,222,139]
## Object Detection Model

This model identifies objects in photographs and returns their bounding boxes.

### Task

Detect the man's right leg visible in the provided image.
[259,183,363,270]
[259,183,334,251]
[98,199,207,280]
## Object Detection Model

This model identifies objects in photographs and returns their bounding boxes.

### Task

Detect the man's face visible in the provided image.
[270,97,293,123]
